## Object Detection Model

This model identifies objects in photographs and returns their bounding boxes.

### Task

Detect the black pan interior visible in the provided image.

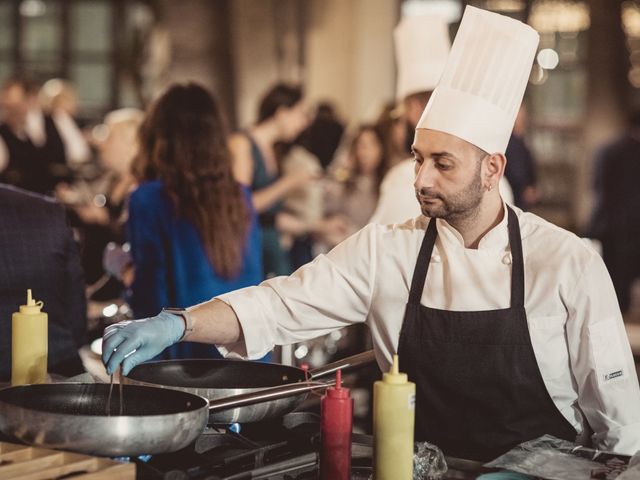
[0,383,207,416]
[128,359,307,388]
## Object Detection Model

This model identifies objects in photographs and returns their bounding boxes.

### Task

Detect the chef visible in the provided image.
[370,12,451,225]
[104,6,640,461]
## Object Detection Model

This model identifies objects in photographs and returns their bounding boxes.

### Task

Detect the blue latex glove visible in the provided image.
[102,311,185,375]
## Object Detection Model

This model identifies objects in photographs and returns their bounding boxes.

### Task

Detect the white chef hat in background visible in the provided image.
[394,14,451,101]
[416,6,539,154]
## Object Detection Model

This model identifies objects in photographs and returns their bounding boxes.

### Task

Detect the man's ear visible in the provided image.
[484,153,506,184]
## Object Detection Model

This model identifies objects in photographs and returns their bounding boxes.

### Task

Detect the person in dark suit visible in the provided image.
[588,110,640,314]
[0,184,87,380]
[0,78,68,195]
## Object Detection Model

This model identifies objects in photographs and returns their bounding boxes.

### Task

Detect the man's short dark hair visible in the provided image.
[257,83,303,124]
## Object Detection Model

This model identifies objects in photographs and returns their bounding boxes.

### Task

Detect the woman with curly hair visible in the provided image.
[127,83,263,360]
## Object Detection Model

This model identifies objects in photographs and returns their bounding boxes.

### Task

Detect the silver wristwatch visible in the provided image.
[162,307,194,342]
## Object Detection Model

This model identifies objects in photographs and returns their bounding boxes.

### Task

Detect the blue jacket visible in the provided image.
[127,180,263,359]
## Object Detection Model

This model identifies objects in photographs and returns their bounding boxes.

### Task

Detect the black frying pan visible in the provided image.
[0,383,208,456]
[125,350,376,423]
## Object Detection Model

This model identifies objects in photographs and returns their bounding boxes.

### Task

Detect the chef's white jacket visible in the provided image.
[218,204,640,455]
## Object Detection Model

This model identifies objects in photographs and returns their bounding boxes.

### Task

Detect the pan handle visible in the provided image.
[308,349,376,380]
[207,380,334,412]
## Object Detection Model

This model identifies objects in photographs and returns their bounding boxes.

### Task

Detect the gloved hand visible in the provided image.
[102,242,132,280]
[102,311,185,375]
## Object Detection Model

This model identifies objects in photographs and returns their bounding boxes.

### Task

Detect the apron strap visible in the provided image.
[408,207,525,308]
[408,217,438,305]
[507,206,525,308]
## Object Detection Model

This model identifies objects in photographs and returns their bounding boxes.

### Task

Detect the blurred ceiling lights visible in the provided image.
[527,1,588,86]
[484,0,525,12]
[530,0,590,34]
[622,1,640,88]
[19,0,46,17]
[402,0,462,24]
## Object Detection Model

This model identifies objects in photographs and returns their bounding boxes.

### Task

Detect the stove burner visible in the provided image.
[134,411,332,479]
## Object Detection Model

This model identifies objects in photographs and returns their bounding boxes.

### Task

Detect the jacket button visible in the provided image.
[502,254,512,265]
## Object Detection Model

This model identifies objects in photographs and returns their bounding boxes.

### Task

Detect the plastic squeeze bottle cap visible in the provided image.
[383,354,408,384]
[327,369,350,399]
[19,289,44,315]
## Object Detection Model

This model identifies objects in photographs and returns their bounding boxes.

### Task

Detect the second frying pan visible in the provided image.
[125,350,376,423]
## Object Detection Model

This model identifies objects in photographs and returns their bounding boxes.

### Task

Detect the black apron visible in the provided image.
[398,206,577,462]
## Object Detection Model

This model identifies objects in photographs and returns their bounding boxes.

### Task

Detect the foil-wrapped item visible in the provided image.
[363,441,448,480]
[413,441,448,479]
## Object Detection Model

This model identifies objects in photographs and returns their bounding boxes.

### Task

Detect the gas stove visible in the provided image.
[131,411,374,480]
[0,400,477,479]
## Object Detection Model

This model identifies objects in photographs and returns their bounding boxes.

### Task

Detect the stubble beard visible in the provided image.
[416,162,484,225]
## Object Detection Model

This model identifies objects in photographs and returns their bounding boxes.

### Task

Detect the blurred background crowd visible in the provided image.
[1,0,640,392]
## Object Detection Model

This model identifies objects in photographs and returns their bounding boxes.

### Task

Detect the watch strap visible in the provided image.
[162,307,194,342]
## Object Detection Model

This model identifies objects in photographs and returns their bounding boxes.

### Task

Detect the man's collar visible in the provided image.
[435,202,511,251]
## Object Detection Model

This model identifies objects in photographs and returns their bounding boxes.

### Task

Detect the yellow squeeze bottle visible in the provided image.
[12,289,48,385]
[373,354,415,480]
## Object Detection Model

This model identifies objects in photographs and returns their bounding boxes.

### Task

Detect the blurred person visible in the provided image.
[375,101,408,170]
[0,77,62,194]
[0,183,86,381]
[127,82,263,360]
[281,135,325,268]
[326,125,387,238]
[588,109,640,314]
[0,78,87,194]
[280,133,349,268]
[504,104,538,210]
[56,108,144,290]
[39,78,91,168]
[229,83,314,277]
[369,15,451,225]
[298,102,345,170]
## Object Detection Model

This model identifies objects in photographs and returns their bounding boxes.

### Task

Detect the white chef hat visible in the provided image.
[394,14,451,100]
[416,6,539,154]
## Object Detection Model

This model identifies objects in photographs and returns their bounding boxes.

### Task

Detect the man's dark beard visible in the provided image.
[415,161,484,222]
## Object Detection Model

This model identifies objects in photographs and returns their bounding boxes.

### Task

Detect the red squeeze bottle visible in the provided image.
[320,369,353,480]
